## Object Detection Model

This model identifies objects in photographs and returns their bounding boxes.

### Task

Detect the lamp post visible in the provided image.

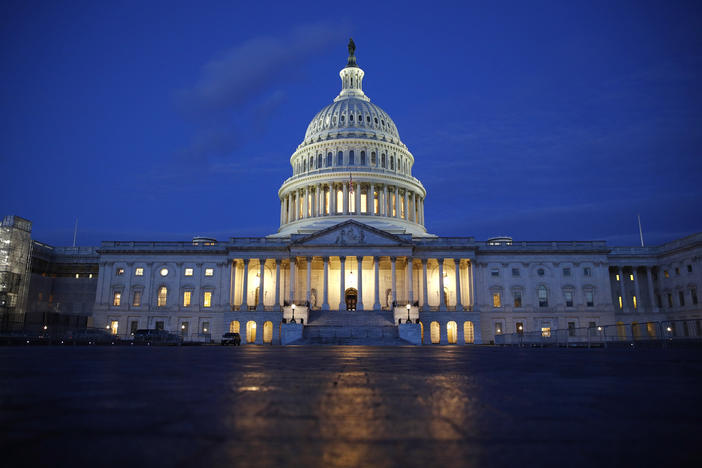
[291,303,296,323]
[406,303,411,323]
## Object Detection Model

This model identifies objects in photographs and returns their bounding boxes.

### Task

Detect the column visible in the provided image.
[408,257,414,304]
[286,195,291,223]
[455,258,462,310]
[646,266,656,312]
[331,184,337,214]
[239,259,249,311]
[371,183,377,215]
[289,258,296,304]
[274,259,281,310]
[317,184,323,217]
[343,183,349,215]
[357,256,364,310]
[618,266,626,311]
[306,257,312,304]
[229,260,236,309]
[373,256,381,309]
[303,186,309,218]
[422,259,429,311]
[257,259,265,311]
[355,182,361,214]
[383,185,388,216]
[338,256,346,310]
[439,259,446,311]
[391,256,397,307]
[633,267,641,312]
[322,257,330,310]
[403,189,409,220]
[280,199,284,225]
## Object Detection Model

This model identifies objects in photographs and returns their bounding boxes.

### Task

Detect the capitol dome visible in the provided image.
[271,39,432,238]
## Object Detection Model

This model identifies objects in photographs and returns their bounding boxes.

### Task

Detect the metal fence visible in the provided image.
[494,319,702,347]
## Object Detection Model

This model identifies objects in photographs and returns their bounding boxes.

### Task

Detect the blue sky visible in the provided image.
[1,0,701,246]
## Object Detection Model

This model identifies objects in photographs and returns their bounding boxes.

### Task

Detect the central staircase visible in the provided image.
[293,309,410,345]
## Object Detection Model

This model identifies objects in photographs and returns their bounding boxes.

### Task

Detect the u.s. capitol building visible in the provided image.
[21,41,698,345]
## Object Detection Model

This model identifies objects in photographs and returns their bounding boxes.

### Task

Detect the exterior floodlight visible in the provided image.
[291,303,296,323]
[43,325,48,330]
[406,303,411,323]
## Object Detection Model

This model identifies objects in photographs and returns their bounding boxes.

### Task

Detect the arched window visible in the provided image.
[327,152,332,167]
[374,117,378,124]
[360,151,366,165]
[430,321,440,344]
[366,115,371,123]
[447,321,458,344]
[309,156,314,169]
[538,286,548,307]
[337,151,343,166]
[371,152,376,165]
[349,150,354,165]
[464,322,474,344]
[317,154,322,168]
[246,321,257,343]
[229,321,240,333]
[303,159,307,172]
[263,321,273,344]
[390,156,395,170]
[157,287,167,307]
[340,115,345,123]
[349,114,353,122]
[381,154,386,168]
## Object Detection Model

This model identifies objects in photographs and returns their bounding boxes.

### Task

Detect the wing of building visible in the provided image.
[3,42,701,344]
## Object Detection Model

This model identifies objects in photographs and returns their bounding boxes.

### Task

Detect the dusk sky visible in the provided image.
[2,0,701,247]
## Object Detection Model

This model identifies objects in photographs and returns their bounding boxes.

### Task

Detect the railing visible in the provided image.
[494,319,702,347]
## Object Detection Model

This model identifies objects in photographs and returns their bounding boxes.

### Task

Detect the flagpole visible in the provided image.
[637,214,644,247]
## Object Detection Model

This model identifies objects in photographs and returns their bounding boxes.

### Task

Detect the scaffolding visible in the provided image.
[0,215,33,332]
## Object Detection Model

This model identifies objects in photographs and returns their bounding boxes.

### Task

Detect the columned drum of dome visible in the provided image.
[271,40,433,238]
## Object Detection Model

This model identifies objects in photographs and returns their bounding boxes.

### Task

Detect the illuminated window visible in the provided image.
[615,274,620,281]
[229,320,240,333]
[263,321,273,343]
[618,296,623,309]
[664,270,669,278]
[373,191,379,214]
[116,268,124,276]
[492,292,502,308]
[391,193,396,216]
[447,321,457,344]
[538,286,548,307]
[585,290,594,307]
[185,268,193,276]
[183,291,191,307]
[113,292,121,307]
[325,189,330,214]
[513,290,522,307]
[135,267,143,276]
[361,191,367,213]
[400,196,405,218]
[430,321,440,344]
[564,290,573,307]
[203,291,212,308]
[110,320,119,335]
[205,268,214,277]
[541,327,551,338]
[160,268,168,277]
[633,295,638,309]
[157,287,167,307]
[75,273,80,279]
[132,290,141,307]
[246,321,257,343]
[336,189,343,213]
[583,267,592,276]
[89,273,93,278]
[349,190,355,212]
[629,274,634,281]
[464,321,475,343]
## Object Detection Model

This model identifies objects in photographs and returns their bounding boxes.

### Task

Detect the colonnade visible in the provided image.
[231,256,474,312]
[612,265,658,313]
[280,182,425,226]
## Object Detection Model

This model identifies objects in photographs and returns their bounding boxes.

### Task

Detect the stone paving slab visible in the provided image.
[1,346,701,467]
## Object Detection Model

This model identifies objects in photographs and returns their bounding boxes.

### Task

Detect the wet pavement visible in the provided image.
[1,346,701,467]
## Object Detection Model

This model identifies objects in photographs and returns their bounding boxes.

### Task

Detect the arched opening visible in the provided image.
[646,322,657,338]
[254,287,260,307]
[616,321,626,340]
[229,321,240,333]
[246,321,257,343]
[263,321,273,344]
[632,321,641,339]
[464,321,474,344]
[420,322,424,344]
[447,321,457,344]
[430,321,440,344]
[443,287,449,307]
[345,288,358,311]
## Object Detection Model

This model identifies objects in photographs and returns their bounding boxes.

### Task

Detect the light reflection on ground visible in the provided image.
[1,346,701,467]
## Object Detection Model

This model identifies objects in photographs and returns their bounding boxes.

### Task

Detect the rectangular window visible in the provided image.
[679,291,685,307]
[185,268,194,276]
[155,321,164,331]
[349,190,355,212]
[687,265,693,273]
[494,322,503,335]
[373,192,378,214]
[675,267,680,275]
[512,268,520,277]
[585,290,594,307]
[391,193,396,216]
[565,290,573,307]
[629,274,634,281]
[130,321,138,335]
[633,295,637,309]
[541,327,551,338]
[563,267,571,277]
[361,192,367,213]
[183,291,191,307]
[157,287,168,307]
[656,294,662,308]
[664,270,669,278]
[110,320,119,335]
[583,267,591,277]
[513,290,522,308]
[132,290,142,307]
[538,288,548,307]
[691,288,698,305]
[203,291,212,308]
[135,267,144,276]
[615,274,620,281]
[516,322,524,335]
[490,270,499,277]
[667,293,673,308]
[618,296,623,309]
[116,268,124,276]
[588,321,596,329]
[336,190,343,213]
[568,322,576,337]
[492,292,502,308]
[113,292,121,307]
[205,268,214,277]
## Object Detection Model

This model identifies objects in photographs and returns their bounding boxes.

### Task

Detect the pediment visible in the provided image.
[291,221,412,247]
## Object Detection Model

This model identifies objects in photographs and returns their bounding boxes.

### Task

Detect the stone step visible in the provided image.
[296,325,410,345]
[307,310,395,327]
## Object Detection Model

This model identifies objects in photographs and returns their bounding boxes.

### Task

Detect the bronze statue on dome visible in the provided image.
[348,38,356,56]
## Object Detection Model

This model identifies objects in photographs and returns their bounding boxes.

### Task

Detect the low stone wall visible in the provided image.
[398,323,421,345]
[281,323,304,345]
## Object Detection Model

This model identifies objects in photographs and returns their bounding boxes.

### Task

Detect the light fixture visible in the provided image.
[667,326,672,332]
[291,303,296,323]
[203,328,208,333]
[406,303,411,323]
[597,326,602,331]
[43,325,47,330]
[181,324,185,330]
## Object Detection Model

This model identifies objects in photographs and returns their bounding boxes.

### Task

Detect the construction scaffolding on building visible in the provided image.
[0,215,33,331]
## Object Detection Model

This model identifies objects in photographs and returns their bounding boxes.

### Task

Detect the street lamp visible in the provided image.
[406,303,411,323]
[291,303,296,323]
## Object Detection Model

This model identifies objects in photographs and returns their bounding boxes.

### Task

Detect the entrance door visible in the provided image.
[345,288,358,311]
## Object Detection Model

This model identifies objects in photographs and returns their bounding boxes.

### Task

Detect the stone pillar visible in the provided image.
[355,182,361,215]
[393,187,399,217]
[469,261,476,309]
[422,259,429,311]
[439,259,447,311]
[289,258,296,304]
[322,256,330,310]
[408,257,414,304]
[331,184,337,214]
[343,183,349,215]
[229,260,236,309]
[339,256,346,310]
[371,183,377,215]
[303,186,309,218]
[391,256,397,307]
[383,185,388,216]
[455,258,462,310]
[646,266,656,312]
[633,267,641,312]
[618,266,626,311]
[257,259,265,311]
[373,256,381,310]
[306,257,312,304]
[280,199,284,225]
[357,256,364,310]
[274,259,281,310]
[404,189,409,220]
[318,184,323,217]
[240,259,249,311]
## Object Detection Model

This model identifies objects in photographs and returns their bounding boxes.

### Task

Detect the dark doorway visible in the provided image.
[345,288,358,311]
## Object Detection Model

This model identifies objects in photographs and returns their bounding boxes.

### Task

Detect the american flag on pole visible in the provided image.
[349,173,354,193]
